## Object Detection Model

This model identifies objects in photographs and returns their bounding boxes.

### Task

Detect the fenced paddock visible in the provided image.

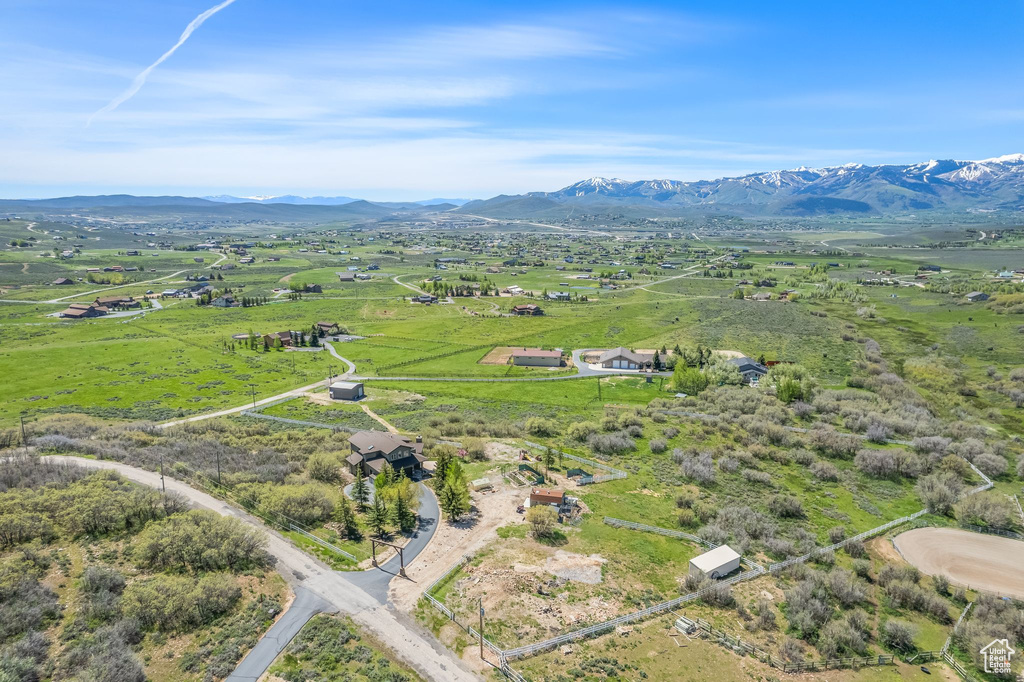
[893,527,1024,599]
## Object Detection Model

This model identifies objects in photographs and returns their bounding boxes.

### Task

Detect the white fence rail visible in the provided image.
[288,524,358,562]
[522,440,628,482]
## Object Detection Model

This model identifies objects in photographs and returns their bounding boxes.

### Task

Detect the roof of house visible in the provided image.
[511,348,561,358]
[365,452,425,474]
[727,356,768,374]
[349,431,421,457]
[598,347,652,364]
[316,321,337,328]
[60,308,88,317]
[53,277,73,284]
[530,488,565,505]
[689,545,741,572]
[966,291,987,298]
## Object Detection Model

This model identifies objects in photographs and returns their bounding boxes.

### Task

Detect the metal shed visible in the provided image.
[329,381,365,401]
[688,545,741,580]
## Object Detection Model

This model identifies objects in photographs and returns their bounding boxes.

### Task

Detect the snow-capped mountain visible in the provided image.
[461,154,1024,216]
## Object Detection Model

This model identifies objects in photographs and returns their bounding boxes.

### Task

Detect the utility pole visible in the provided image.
[479,598,485,660]
[216,450,221,486]
[20,413,27,445]
[249,383,257,408]
[159,454,166,494]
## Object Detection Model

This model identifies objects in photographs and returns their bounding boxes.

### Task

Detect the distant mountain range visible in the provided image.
[202,194,473,207]
[459,154,1024,217]
[3,155,1022,221]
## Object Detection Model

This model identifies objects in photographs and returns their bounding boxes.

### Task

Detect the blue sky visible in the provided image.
[3,0,1023,200]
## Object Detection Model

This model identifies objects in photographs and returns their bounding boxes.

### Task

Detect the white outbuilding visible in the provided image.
[688,545,741,580]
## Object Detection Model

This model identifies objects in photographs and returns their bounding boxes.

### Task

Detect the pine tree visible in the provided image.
[392,493,416,533]
[351,468,369,511]
[432,447,454,493]
[438,459,470,522]
[334,495,361,540]
[367,495,389,537]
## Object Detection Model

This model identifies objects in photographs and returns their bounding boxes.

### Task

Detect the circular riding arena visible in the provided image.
[893,527,1024,599]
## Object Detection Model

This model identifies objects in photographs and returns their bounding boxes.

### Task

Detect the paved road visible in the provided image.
[345,483,440,602]
[225,586,335,682]
[45,456,479,682]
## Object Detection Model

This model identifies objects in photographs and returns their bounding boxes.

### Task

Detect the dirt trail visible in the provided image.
[360,404,397,432]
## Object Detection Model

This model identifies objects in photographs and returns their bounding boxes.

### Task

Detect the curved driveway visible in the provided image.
[45,456,478,682]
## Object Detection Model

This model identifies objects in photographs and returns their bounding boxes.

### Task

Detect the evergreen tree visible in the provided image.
[367,495,389,537]
[392,493,416,533]
[377,461,396,488]
[438,459,470,521]
[351,468,369,511]
[334,495,361,540]
[432,447,455,493]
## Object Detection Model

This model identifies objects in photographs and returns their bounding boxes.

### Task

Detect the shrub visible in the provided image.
[916,473,963,515]
[305,453,340,483]
[973,452,1008,478]
[587,432,635,456]
[768,495,804,518]
[566,421,599,441]
[649,438,667,454]
[131,510,269,573]
[809,460,840,481]
[955,493,1015,529]
[675,449,715,485]
[525,417,558,437]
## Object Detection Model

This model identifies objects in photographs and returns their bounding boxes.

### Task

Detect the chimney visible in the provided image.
[416,435,422,443]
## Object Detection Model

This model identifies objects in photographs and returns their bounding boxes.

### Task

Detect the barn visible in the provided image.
[688,545,741,580]
[329,381,365,401]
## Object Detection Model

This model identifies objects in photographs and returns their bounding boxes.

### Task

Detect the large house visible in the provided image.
[511,348,562,367]
[598,347,653,370]
[59,303,107,318]
[346,432,425,477]
[728,356,768,384]
[316,321,340,334]
[262,331,293,347]
[95,295,138,310]
[966,291,989,302]
[53,277,74,285]
[511,303,543,316]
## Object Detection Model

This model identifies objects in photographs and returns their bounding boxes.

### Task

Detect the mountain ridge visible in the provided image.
[459,154,1024,217]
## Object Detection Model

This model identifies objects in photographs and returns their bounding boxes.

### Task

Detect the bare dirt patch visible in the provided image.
[389,476,525,611]
[545,551,606,584]
[479,346,515,365]
[893,527,1024,598]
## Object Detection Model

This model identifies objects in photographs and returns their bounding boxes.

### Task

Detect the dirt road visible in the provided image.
[893,527,1024,598]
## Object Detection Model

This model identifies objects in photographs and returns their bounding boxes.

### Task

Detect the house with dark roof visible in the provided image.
[52,277,74,285]
[262,331,293,347]
[346,432,425,477]
[59,303,107,318]
[598,347,653,370]
[727,356,768,384]
[966,291,989,302]
[511,303,543,316]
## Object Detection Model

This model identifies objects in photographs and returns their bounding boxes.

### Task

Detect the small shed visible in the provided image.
[329,381,365,401]
[472,478,492,491]
[688,545,741,580]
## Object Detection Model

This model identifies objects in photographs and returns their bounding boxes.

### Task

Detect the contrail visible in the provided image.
[88,0,238,125]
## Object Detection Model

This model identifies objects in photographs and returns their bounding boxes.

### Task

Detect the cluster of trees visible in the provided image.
[423,277,496,297]
[431,446,471,522]
[348,463,419,537]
